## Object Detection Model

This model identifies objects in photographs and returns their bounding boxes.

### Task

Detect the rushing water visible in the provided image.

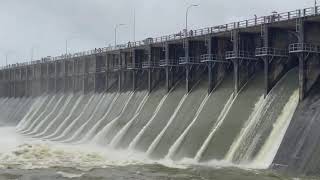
[0,68,316,179]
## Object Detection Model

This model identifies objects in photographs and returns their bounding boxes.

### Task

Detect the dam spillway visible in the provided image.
[0,5,320,177]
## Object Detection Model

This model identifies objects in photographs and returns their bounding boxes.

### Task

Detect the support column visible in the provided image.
[25,67,28,97]
[299,53,306,101]
[208,62,214,93]
[72,60,76,92]
[82,58,86,93]
[46,63,50,93]
[207,36,214,93]
[147,46,152,92]
[298,20,306,101]
[105,54,109,91]
[13,68,16,98]
[118,72,122,92]
[263,24,270,97]
[39,64,42,95]
[132,50,137,91]
[185,39,191,93]
[165,43,171,92]
[233,59,240,94]
[118,53,122,92]
[264,57,270,97]
[54,62,57,93]
[93,56,97,93]
[232,30,240,94]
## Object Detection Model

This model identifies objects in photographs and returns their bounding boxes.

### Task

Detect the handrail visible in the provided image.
[255,47,289,57]
[2,5,320,70]
[159,59,180,66]
[226,51,256,59]
[289,43,320,53]
[142,61,159,68]
[126,63,142,69]
[178,57,202,64]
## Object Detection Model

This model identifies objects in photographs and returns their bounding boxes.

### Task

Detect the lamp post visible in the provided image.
[65,35,80,56]
[30,47,35,61]
[185,4,199,37]
[115,24,126,47]
[65,39,68,56]
[5,54,8,66]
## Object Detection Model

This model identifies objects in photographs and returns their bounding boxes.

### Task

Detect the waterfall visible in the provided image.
[23,95,57,135]
[80,93,120,143]
[16,96,44,131]
[129,93,169,150]
[92,92,134,145]
[146,94,188,156]
[166,94,210,159]
[29,95,65,136]
[224,95,267,162]
[250,90,299,169]
[194,93,236,161]
[51,94,98,141]
[36,94,75,138]
[63,93,108,143]
[110,93,149,148]
[18,95,49,133]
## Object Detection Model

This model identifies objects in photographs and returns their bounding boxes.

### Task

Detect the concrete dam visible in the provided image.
[1,5,320,176]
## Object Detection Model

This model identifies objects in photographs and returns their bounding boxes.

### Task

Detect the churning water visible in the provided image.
[0,68,314,179]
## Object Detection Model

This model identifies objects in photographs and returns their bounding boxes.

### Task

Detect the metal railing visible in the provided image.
[2,5,320,70]
[289,43,320,53]
[96,67,107,73]
[112,64,127,71]
[142,61,160,68]
[178,57,202,64]
[255,47,289,57]
[126,63,142,70]
[226,51,256,60]
[200,54,227,63]
[159,59,180,66]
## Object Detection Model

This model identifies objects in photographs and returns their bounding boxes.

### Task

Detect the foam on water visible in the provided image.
[225,95,267,162]
[250,90,299,169]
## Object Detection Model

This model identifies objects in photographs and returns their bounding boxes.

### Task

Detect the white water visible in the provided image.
[146,94,188,156]
[19,95,52,134]
[92,92,134,145]
[29,95,65,136]
[81,93,120,143]
[250,90,299,169]
[0,71,302,172]
[52,94,96,141]
[129,93,169,150]
[16,96,46,131]
[36,94,74,138]
[165,94,210,159]
[64,93,108,143]
[23,95,57,135]
[110,93,149,148]
[194,93,236,161]
[225,95,267,162]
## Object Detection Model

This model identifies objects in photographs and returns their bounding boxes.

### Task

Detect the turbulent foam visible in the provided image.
[251,90,299,169]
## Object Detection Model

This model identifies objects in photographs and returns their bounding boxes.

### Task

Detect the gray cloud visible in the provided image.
[0,0,312,65]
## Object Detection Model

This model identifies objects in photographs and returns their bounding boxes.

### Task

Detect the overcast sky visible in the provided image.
[0,0,313,65]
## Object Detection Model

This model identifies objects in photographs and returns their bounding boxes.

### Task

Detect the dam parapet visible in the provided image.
[0,6,320,100]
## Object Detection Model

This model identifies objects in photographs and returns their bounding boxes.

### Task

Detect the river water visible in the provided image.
[0,127,316,180]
